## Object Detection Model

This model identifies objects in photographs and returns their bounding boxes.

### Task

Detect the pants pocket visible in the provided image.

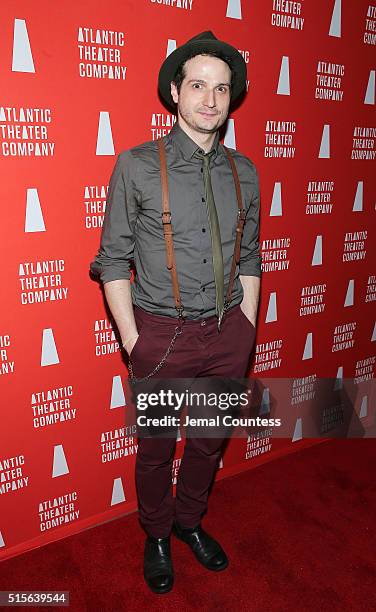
[238,306,255,333]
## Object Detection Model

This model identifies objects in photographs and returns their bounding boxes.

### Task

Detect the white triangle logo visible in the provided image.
[364,70,375,105]
[344,279,354,307]
[110,375,126,409]
[359,395,368,418]
[260,388,270,416]
[371,321,376,341]
[25,188,46,233]
[111,477,126,505]
[334,366,343,390]
[12,19,35,73]
[302,332,313,360]
[96,112,115,156]
[312,235,323,266]
[52,444,69,477]
[277,56,290,95]
[266,292,277,323]
[292,417,302,442]
[270,182,282,216]
[166,39,177,57]
[41,328,60,367]
[329,0,341,38]
[353,181,363,212]
[224,118,236,149]
[0,531,5,547]
[319,124,330,158]
[226,0,242,19]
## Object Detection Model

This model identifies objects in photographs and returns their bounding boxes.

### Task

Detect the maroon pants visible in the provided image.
[130,303,256,538]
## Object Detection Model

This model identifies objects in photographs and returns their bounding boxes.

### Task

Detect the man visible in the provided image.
[90,31,262,594]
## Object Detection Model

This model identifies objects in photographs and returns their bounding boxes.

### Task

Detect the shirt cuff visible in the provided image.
[90,261,132,283]
[239,258,262,277]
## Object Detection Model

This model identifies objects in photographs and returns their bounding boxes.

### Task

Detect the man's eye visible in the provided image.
[192,83,201,89]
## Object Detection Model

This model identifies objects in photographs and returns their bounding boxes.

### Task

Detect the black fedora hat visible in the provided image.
[158,31,247,109]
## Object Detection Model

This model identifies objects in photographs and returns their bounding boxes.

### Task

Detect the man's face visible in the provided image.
[170,54,231,137]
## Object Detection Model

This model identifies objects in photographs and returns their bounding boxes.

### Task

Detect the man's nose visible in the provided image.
[203,89,216,107]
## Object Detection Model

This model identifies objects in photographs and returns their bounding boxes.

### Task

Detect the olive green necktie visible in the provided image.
[195,150,225,331]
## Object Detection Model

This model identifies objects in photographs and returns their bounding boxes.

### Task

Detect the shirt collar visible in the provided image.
[169,122,220,160]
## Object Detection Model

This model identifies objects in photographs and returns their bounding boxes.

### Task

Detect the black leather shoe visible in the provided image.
[172,521,229,571]
[143,535,174,594]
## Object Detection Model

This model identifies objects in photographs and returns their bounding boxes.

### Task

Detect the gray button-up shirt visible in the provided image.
[90,122,262,319]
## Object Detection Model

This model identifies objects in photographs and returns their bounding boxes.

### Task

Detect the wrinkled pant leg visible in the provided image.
[175,435,225,528]
[135,435,177,538]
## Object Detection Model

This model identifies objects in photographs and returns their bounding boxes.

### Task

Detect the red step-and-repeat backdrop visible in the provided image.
[0,0,375,561]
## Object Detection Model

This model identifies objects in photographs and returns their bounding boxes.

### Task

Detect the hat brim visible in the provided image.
[158,38,247,109]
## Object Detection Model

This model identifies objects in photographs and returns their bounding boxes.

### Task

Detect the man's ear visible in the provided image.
[171,82,179,104]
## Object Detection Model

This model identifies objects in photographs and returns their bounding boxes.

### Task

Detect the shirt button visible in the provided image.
[202,228,206,233]
[200,168,203,173]
[201,197,205,203]
[202,287,206,292]
[203,259,207,263]
[200,320,206,327]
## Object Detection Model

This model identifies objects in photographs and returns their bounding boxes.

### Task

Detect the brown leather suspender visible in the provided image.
[223,146,247,309]
[157,137,246,320]
[157,139,184,318]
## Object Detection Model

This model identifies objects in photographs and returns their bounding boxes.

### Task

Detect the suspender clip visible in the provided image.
[175,305,184,318]
[162,211,172,224]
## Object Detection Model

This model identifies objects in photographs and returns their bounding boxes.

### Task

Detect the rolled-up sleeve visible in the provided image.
[90,151,139,283]
[239,160,262,277]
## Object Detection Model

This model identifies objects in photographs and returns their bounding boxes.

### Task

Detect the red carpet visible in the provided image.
[1,439,375,611]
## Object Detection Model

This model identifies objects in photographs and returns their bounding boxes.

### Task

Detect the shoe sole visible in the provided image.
[147,585,174,594]
[195,556,229,572]
[144,575,174,594]
[172,529,229,571]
